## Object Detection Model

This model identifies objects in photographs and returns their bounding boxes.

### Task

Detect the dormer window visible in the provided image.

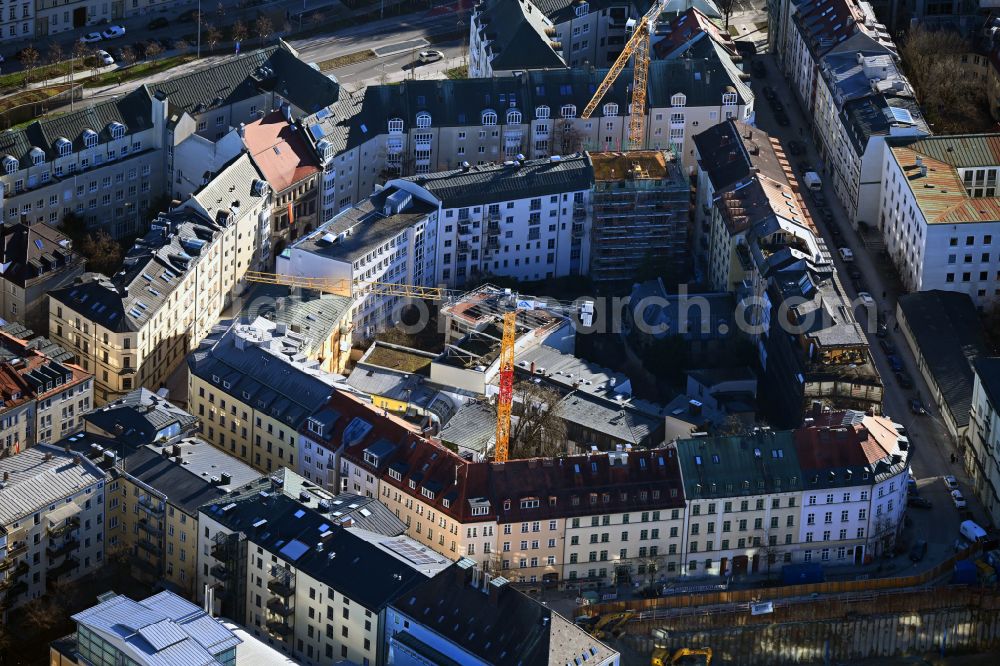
[519,498,539,509]
[536,105,550,119]
[506,109,522,125]
[56,137,71,157]
[503,499,511,511]
[416,112,431,129]
[30,148,45,166]
[421,487,435,500]
[671,93,687,107]
[442,498,451,508]
[3,156,18,174]
[561,104,577,119]
[408,479,417,489]
[575,2,588,16]
[481,110,497,126]
[387,118,404,133]
[722,92,738,106]
[603,102,618,117]
[388,468,402,482]
[109,122,126,139]
[83,129,98,148]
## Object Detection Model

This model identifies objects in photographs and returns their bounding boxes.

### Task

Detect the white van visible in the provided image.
[960,520,987,543]
[803,171,823,190]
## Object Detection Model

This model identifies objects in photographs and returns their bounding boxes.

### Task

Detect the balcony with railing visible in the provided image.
[136,539,163,556]
[572,223,585,238]
[137,518,164,538]
[137,495,165,517]
[46,537,80,559]
[0,561,28,589]
[5,541,26,559]
[210,563,229,580]
[46,516,80,539]
[266,597,294,617]
[266,620,293,638]
[267,575,294,598]
[48,556,79,581]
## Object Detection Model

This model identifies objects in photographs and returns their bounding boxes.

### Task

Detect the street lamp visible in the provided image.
[197,0,202,59]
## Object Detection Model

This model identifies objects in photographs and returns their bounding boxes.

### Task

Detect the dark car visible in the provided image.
[910,398,926,415]
[822,209,835,224]
[831,226,842,239]
[147,17,169,30]
[751,60,767,78]
[775,111,791,126]
[879,338,894,354]
[896,371,914,389]
[852,277,866,293]
[771,98,785,113]
[787,139,805,156]
[909,540,928,562]
[848,267,862,280]
[812,191,827,206]
[908,496,933,510]
[887,354,904,372]
[762,85,776,101]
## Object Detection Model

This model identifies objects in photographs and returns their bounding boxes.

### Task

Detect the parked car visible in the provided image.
[895,371,914,389]
[821,209,835,224]
[775,111,790,126]
[848,267,862,280]
[147,17,169,30]
[857,291,876,308]
[418,49,444,64]
[95,49,114,65]
[80,31,103,44]
[751,60,767,77]
[908,496,933,509]
[879,338,894,354]
[762,85,776,101]
[101,25,126,40]
[787,139,805,156]
[770,98,785,113]
[952,489,967,509]
[944,475,960,490]
[910,397,926,415]
[839,247,854,262]
[887,355,904,372]
[852,277,866,293]
[909,540,928,562]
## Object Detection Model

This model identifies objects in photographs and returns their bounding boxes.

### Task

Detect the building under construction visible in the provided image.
[588,151,691,288]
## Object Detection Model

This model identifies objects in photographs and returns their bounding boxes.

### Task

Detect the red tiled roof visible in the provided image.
[793,413,899,470]
[243,111,320,193]
[653,8,734,59]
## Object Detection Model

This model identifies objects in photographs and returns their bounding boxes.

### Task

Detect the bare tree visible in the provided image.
[502,381,567,459]
[46,41,63,67]
[716,0,737,29]
[119,45,137,68]
[145,40,163,61]
[81,230,124,275]
[757,529,783,582]
[204,23,222,53]
[310,11,325,28]
[554,119,584,155]
[173,39,190,55]
[255,15,273,45]
[20,46,39,87]
[900,25,987,133]
[230,19,248,45]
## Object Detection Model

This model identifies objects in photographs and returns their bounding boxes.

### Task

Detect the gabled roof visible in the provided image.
[676,429,803,499]
[243,111,320,193]
[794,413,907,489]
[474,0,566,72]
[693,119,788,192]
[85,388,198,446]
[0,445,105,526]
[0,222,79,287]
[653,7,735,59]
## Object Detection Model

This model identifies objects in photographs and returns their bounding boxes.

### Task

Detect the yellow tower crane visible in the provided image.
[581,0,664,149]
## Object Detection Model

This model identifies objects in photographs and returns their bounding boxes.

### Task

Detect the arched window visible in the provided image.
[387,118,404,133]
[603,102,618,117]
[3,156,18,174]
[481,109,498,126]
[506,109,522,125]
[536,105,550,119]
[671,93,687,107]
[560,104,577,119]
[82,129,98,148]
[722,92,738,106]
[416,111,432,128]
[108,122,126,139]
[55,138,71,157]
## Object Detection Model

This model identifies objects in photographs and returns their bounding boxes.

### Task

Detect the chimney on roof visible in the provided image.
[238,123,246,138]
[3,471,7,482]
[811,401,824,419]
[920,165,927,177]
[488,576,507,606]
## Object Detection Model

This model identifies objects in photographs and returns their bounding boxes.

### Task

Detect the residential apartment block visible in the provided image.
[0,87,167,239]
[198,488,452,665]
[0,445,105,611]
[187,316,341,474]
[49,154,270,404]
[969,357,1000,528]
[675,411,909,576]
[880,134,1000,307]
[770,0,928,226]
[0,222,83,333]
[385,559,619,666]
[469,0,566,78]
[694,120,882,426]
[299,55,752,218]
[50,590,296,666]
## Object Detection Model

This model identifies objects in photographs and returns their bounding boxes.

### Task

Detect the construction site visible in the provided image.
[589,151,692,288]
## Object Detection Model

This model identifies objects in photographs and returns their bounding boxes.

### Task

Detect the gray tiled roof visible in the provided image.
[975,357,1000,414]
[146,46,339,118]
[186,152,267,227]
[529,0,624,23]
[406,153,593,208]
[85,388,198,446]
[0,445,105,526]
[238,283,352,359]
[438,401,496,454]
[123,439,262,514]
[475,0,566,72]
[72,591,241,666]
[187,318,341,428]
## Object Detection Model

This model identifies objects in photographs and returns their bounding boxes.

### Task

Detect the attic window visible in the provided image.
[506,109,522,125]
[503,499,511,511]
[388,468,402,482]
[722,92,738,106]
[31,148,45,166]
[56,138,71,156]
[408,480,416,489]
[416,112,431,129]
[442,498,451,508]
[109,122,126,139]
[3,156,18,174]
[481,110,497,126]
[83,129,98,148]
[536,105,550,119]
[519,498,539,509]
[387,118,404,133]
[421,487,435,500]
[603,102,618,117]
[671,93,687,107]
[575,2,588,16]
[560,104,577,119]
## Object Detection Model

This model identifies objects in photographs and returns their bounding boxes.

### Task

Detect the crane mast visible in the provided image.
[581,1,662,149]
